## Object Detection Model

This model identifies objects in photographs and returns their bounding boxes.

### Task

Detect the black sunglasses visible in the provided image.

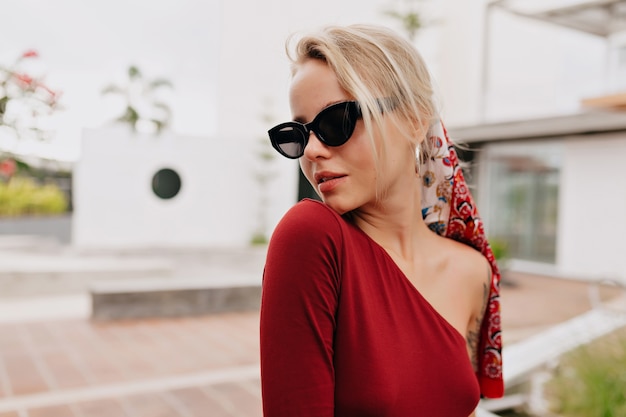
[268,101,362,159]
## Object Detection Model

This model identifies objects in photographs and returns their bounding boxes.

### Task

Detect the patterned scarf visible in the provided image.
[420,121,504,398]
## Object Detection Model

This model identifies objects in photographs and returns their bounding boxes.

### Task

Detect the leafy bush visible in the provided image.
[489,238,508,261]
[0,177,68,217]
[546,326,626,417]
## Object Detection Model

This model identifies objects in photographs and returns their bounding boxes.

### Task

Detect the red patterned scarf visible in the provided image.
[420,121,504,398]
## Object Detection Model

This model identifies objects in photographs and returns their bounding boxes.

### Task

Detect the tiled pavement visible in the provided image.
[0,272,623,416]
[0,313,262,416]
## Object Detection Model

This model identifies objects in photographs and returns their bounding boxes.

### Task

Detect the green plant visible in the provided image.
[489,238,508,262]
[382,0,438,41]
[102,65,173,134]
[0,177,68,217]
[545,326,626,417]
[250,232,269,246]
[384,9,423,41]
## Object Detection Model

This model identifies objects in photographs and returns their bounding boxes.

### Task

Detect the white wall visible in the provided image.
[483,8,607,122]
[607,29,626,91]
[73,125,297,248]
[435,0,486,125]
[432,1,609,126]
[557,133,626,281]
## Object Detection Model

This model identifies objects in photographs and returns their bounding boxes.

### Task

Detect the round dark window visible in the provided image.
[151,168,182,199]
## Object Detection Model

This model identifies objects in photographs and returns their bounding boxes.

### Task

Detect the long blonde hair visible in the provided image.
[287,24,438,170]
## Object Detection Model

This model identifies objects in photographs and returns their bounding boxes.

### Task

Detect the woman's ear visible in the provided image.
[407,115,430,146]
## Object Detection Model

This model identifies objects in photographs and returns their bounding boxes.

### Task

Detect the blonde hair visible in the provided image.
[287,24,438,170]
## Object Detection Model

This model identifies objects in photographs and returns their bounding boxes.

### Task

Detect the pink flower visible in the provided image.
[39,83,55,96]
[21,50,39,59]
[0,159,17,178]
[12,73,34,88]
[38,84,60,106]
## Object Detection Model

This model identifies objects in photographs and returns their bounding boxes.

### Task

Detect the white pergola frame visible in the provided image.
[479,0,626,120]
[490,0,626,37]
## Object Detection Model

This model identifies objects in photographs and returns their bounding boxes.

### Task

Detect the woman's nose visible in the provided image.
[302,131,331,160]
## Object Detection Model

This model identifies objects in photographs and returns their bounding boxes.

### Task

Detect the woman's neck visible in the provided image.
[351,175,432,260]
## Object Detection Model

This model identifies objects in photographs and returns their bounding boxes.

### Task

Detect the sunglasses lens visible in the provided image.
[317,103,358,146]
[269,124,306,158]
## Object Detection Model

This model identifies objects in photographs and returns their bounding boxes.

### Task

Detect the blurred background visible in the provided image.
[0,0,625,416]
[1,0,624,262]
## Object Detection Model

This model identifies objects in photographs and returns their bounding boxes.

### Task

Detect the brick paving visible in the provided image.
[0,272,623,416]
[499,271,624,344]
[0,313,262,416]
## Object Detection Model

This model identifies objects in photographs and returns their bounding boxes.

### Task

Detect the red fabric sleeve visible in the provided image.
[260,200,342,417]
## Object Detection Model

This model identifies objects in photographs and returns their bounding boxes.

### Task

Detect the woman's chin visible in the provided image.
[321,198,352,216]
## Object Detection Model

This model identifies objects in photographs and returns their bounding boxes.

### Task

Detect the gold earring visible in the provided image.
[415,145,422,176]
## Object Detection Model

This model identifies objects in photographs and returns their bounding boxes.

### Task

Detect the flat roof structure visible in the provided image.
[491,0,626,37]
[448,109,626,142]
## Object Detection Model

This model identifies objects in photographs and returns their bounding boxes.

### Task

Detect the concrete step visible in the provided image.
[0,234,62,252]
[0,250,174,297]
[0,293,90,323]
[90,277,262,320]
[0,245,267,316]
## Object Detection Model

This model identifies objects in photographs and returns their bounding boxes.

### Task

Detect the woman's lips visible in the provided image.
[318,175,347,193]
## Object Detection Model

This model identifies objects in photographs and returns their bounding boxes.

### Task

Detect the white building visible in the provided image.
[448,0,626,283]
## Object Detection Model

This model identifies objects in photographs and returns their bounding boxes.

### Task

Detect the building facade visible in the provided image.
[450,109,626,282]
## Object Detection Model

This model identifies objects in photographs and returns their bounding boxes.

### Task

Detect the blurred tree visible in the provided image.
[251,97,278,245]
[0,51,68,216]
[383,0,439,41]
[102,65,173,134]
[0,50,60,141]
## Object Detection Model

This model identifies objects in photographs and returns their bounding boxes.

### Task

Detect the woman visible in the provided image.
[260,24,503,416]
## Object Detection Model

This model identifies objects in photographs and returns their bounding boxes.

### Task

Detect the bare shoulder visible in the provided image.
[453,240,491,320]
[439,237,491,289]
[436,237,492,371]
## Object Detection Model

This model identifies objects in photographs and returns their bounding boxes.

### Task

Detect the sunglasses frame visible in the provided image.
[267,101,362,159]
